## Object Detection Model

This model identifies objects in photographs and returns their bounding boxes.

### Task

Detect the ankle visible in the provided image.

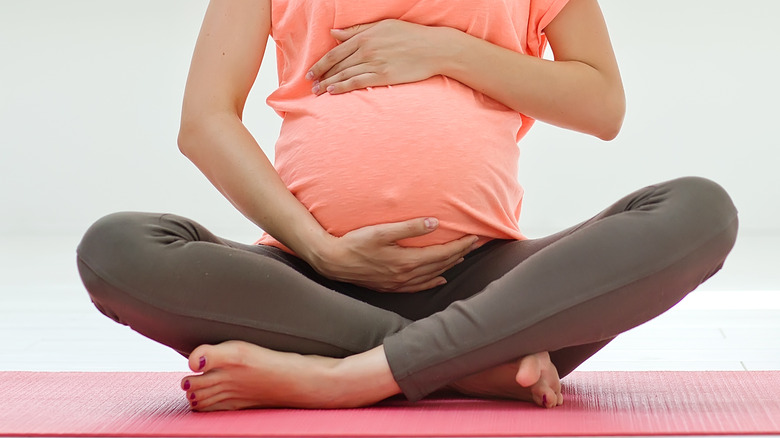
[329,346,403,407]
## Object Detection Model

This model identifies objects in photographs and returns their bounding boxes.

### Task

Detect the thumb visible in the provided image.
[373,217,438,243]
[330,22,375,41]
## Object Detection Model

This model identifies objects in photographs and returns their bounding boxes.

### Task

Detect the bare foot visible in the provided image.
[449,352,564,408]
[180,341,400,411]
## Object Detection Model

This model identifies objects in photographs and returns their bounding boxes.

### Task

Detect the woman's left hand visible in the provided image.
[307,19,447,95]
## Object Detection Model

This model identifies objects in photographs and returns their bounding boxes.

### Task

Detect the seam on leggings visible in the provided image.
[391,214,738,390]
[76,253,373,354]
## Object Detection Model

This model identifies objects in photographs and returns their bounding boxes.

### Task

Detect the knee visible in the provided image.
[666,176,739,247]
[76,211,163,282]
[672,176,737,222]
[78,212,145,261]
[76,212,159,323]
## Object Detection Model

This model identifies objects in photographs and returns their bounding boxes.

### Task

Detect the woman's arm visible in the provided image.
[308,0,625,140]
[178,0,330,262]
[441,0,625,140]
[178,0,475,292]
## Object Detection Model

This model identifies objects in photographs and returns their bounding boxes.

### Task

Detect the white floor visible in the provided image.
[2,230,779,373]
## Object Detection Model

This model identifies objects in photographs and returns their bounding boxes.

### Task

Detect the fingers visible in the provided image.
[329,22,377,42]
[408,240,474,278]
[380,231,478,293]
[370,217,440,243]
[374,236,478,293]
[409,253,465,279]
[306,39,360,83]
[391,254,466,292]
[367,252,473,293]
[320,55,365,83]
[402,234,478,270]
[312,53,382,95]
[307,22,380,81]
[325,219,480,293]
[315,71,379,96]
[435,233,481,257]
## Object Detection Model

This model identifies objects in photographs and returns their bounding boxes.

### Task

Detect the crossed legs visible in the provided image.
[76,176,738,410]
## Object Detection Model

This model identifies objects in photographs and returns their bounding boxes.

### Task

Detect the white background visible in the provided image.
[1,1,779,375]
[1,0,778,240]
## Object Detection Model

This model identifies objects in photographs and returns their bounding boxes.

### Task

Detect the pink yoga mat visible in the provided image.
[1,371,778,437]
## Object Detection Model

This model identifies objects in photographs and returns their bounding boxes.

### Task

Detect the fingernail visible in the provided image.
[543,394,548,406]
[455,258,465,264]
[191,401,198,407]
[198,356,206,371]
[305,71,314,80]
[183,380,190,390]
[190,392,196,400]
[326,85,335,93]
[311,81,320,94]
[437,278,447,286]
[424,218,438,229]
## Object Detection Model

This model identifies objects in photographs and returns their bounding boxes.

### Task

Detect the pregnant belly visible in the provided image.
[273,78,526,247]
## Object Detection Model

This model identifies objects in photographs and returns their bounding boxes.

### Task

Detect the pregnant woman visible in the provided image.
[76,0,738,411]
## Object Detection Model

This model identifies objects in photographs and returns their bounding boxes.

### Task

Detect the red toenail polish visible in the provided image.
[183,380,190,390]
[543,394,548,406]
[190,392,196,400]
[198,356,206,371]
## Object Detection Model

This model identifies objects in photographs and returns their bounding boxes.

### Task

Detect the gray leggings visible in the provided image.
[76,176,738,401]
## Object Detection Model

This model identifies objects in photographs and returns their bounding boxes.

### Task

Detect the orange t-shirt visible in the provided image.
[257,0,570,252]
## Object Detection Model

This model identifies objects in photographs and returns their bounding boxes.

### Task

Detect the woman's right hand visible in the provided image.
[308,218,479,293]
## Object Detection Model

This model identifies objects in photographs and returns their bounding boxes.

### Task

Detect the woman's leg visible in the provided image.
[76,211,568,409]
[384,176,738,400]
[316,226,615,400]
[179,176,737,410]
[76,212,413,359]
[79,175,737,409]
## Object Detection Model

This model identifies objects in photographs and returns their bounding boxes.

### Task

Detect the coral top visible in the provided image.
[257,0,570,252]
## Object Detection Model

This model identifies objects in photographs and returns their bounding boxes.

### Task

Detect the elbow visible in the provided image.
[177,125,194,158]
[178,109,239,157]
[177,117,203,158]
[595,115,623,141]
[594,89,626,141]
[597,130,620,142]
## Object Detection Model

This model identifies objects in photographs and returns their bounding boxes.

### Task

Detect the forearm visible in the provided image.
[435,27,625,140]
[178,114,331,262]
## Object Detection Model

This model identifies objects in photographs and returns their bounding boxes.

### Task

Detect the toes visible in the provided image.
[522,351,563,409]
[534,385,564,408]
[191,388,231,411]
[543,389,557,408]
[192,391,246,412]
[198,399,251,412]
[187,380,228,405]
[188,344,214,372]
[540,360,562,394]
[182,368,229,395]
[531,385,556,408]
